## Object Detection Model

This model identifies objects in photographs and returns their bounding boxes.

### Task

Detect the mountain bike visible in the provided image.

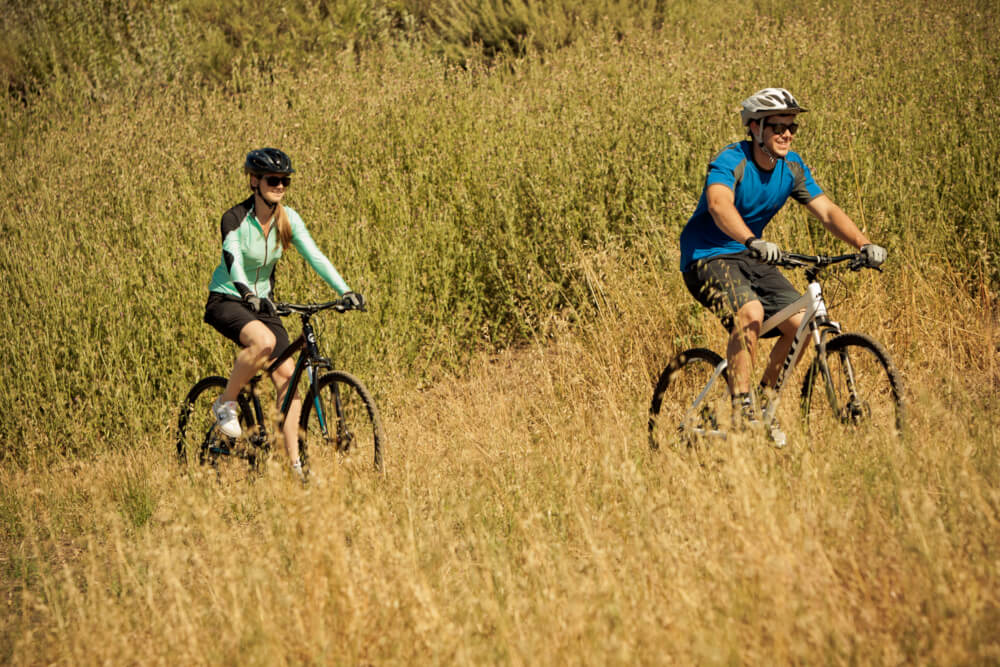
[648,252,904,450]
[177,297,383,478]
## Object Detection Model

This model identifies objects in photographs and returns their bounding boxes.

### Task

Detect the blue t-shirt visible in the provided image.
[679,141,823,271]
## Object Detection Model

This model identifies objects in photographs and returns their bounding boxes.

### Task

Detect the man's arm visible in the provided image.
[805,194,871,249]
[706,183,755,244]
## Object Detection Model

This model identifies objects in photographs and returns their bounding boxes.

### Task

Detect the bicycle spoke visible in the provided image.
[301,371,383,473]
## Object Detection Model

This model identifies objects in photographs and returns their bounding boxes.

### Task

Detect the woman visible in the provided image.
[204,147,364,477]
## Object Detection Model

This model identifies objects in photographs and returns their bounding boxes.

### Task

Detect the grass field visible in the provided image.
[2,0,999,663]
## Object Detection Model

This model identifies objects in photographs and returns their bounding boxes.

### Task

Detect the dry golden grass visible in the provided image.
[3,0,999,663]
[3,247,998,665]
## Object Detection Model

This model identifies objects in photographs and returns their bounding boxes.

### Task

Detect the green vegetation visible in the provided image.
[1,0,998,663]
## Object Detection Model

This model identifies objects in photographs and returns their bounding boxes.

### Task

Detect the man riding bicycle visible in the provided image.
[678,88,887,442]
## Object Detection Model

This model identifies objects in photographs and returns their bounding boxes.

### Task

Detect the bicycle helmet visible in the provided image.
[244,147,295,175]
[739,88,808,126]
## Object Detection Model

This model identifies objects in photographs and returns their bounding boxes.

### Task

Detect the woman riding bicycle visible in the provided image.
[678,88,887,440]
[203,147,364,477]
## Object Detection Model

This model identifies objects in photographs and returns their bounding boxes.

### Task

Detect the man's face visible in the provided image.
[758,114,799,158]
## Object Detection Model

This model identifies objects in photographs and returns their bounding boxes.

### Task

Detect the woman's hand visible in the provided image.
[244,294,277,316]
[343,291,365,310]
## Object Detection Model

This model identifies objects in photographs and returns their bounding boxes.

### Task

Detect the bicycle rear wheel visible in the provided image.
[176,376,263,475]
[648,348,732,450]
[800,333,905,439]
[300,371,383,472]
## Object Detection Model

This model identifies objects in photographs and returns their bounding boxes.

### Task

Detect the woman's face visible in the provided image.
[253,172,290,204]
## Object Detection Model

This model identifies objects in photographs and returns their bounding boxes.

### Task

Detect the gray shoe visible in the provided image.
[212,398,242,438]
[734,392,786,447]
[732,393,757,430]
[756,386,786,448]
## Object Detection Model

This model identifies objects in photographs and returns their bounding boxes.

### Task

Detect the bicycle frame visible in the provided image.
[762,282,841,386]
[680,273,844,429]
[245,311,336,443]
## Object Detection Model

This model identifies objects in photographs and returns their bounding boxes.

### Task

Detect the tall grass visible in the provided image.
[1,0,999,663]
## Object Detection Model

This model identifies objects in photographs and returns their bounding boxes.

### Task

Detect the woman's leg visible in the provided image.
[220,320,277,403]
[270,357,302,465]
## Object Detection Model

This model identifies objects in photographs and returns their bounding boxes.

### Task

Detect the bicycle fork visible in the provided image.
[295,323,351,452]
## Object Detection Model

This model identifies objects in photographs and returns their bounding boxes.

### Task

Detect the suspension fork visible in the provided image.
[810,320,844,411]
[834,346,863,411]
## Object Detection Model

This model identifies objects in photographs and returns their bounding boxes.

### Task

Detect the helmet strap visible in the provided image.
[250,176,279,214]
[753,120,780,167]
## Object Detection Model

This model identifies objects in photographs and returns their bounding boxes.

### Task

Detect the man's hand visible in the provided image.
[745,237,782,264]
[860,243,887,268]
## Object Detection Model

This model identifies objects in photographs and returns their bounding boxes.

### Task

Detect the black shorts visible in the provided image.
[204,292,291,359]
[682,251,800,339]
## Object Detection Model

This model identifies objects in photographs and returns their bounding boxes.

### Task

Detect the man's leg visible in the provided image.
[727,300,764,395]
[761,312,804,388]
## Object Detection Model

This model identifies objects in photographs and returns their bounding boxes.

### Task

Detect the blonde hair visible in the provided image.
[274,203,292,251]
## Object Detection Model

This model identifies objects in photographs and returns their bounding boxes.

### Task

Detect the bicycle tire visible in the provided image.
[648,348,732,450]
[300,371,383,472]
[800,333,905,438]
[176,376,262,473]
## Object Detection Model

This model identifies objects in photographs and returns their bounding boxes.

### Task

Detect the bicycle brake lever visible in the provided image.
[848,257,882,272]
[335,300,366,313]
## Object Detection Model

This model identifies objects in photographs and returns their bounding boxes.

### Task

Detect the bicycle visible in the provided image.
[648,252,905,450]
[177,296,383,478]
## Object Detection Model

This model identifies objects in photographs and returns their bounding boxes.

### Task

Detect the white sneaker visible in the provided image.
[767,420,787,449]
[212,398,242,438]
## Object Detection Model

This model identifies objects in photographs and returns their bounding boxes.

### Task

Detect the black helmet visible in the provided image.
[244,148,295,175]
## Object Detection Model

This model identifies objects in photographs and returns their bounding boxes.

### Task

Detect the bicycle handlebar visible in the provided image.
[772,252,881,272]
[273,296,366,317]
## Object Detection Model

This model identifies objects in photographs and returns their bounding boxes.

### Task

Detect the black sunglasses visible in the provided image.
[763,121,799,136]
[263,175,291,187]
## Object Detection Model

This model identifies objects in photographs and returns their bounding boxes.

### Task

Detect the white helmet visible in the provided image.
[740,87,808,126]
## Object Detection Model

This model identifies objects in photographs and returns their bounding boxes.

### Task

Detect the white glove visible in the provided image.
[745,237,781,264]
[860,243,887,268]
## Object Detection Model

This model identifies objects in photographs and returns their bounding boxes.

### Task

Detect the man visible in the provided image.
[678,88,887,444]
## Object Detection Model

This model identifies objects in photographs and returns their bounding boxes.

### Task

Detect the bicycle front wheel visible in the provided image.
[800,333,905,439]
[300,371,383,472]
[648,348,732,450]
[176,376,262,475]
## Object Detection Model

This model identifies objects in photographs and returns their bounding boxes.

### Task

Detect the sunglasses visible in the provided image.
[763,121,799,136]
[263,176,291,187]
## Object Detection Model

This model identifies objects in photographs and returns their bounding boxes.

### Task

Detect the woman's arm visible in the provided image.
[287,209,350,295]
